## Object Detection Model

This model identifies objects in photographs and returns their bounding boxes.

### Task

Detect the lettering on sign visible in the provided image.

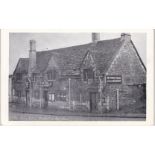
[106,75,122,84]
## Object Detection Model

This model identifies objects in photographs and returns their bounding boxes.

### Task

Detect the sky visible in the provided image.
[9,33,146,74]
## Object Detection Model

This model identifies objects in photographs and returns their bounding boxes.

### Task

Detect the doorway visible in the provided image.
[43,90,48,108]
[26,90,30,106]
[89,92,97,112]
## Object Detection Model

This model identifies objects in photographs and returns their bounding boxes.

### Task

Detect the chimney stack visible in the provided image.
[121,33,131,42]
[30,40,36,51]
[92,33,100,43]
[28,40,36,76]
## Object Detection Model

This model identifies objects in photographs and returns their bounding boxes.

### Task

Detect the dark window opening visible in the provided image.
[47,70,57,80]
[83,69,94,81]
[33,73,39,82]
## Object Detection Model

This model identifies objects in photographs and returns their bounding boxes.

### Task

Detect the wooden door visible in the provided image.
[43,91,48,108]
[90,92,97,112]
[26,90,30,106]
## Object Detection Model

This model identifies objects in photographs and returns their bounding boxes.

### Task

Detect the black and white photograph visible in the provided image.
[8,32,147,121]
[1,2,155,155]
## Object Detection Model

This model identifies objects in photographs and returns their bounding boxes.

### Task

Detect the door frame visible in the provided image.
[25,90,30,106]
[89,92,97,112]
[43,90,48,108]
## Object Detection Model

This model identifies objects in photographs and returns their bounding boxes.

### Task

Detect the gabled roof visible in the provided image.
[90,38,123,73]
[13,58,29,74]
[14,36,145,77]
[34,38,124,75]
[35,43,91,73]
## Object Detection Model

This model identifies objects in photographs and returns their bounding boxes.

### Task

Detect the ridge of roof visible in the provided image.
[35,38,122,73]
[14,37,123,75]
[37,37,121,53]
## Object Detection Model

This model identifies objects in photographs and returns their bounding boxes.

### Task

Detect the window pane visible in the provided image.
[48,70,56,80]
[83,69,94,81]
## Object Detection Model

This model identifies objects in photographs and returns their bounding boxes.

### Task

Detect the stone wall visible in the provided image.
[102,41,146,111]
[106,42,146,85]
[102,84,146,111]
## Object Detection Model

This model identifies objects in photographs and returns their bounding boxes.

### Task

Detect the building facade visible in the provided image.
[11,33,146,112]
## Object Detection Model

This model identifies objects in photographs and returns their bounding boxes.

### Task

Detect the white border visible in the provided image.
[1,29,154,125]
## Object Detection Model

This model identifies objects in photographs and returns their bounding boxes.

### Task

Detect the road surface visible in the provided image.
[9,111,145,121]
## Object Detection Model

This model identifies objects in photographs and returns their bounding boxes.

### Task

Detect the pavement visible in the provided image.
[9,103,146,121]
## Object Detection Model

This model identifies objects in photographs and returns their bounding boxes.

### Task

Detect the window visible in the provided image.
[33,73,39,82]
[83,69,94,81]
[16,73,22,81]
[47,70,57,80]
[102,97,106,103]
[49,93,55,101]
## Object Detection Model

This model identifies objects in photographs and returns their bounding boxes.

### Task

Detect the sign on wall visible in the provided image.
[106,75,122,84]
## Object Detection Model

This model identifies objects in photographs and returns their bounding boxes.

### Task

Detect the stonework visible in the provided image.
[10,33,146,114]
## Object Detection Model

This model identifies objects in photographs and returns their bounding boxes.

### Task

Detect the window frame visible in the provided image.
[48,93,55,101]
[83,68,95,81]
[47,70,57,81]
[32,73,39,82]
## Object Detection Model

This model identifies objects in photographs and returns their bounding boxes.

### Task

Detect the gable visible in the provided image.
[36,51,53,73]
[81,50,96,70]
[44,54,59,73]
[15,37,129,77]
[13,58,29,75]
[106,41,146,85]
[35,38,124,75]
[91,38,123,74]
[80,38,123,75]
[35,43,90,74]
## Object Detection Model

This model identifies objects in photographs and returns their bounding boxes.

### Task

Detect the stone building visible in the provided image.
[11,33,146,112]
[9,75,13,102]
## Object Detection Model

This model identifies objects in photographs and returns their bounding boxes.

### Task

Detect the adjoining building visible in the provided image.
[11,33,146,112]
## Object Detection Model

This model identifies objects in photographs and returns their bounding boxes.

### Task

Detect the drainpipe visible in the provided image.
[116,89,120,110]
[69,78,71,109]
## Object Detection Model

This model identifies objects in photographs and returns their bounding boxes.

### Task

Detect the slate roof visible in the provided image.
[36,43,91,73]
[14,58,29,74]
[14,37,125,75]
[90,38,123,73]
[35,38,123,74]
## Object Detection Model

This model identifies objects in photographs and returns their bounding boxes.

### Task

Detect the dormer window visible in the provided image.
[83,68,94,81]
[47,70,57,80]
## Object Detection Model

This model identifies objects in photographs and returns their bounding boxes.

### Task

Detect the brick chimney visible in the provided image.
[92,33,100,43]
[28,40,36,76]
[121,33,131,42]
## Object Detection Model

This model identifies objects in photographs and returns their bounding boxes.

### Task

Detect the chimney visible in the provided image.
[28,40,36,76]
[121,33,131,42]
[92,33,100,43]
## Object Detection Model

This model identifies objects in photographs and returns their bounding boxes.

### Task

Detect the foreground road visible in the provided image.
[9,111,145,121]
